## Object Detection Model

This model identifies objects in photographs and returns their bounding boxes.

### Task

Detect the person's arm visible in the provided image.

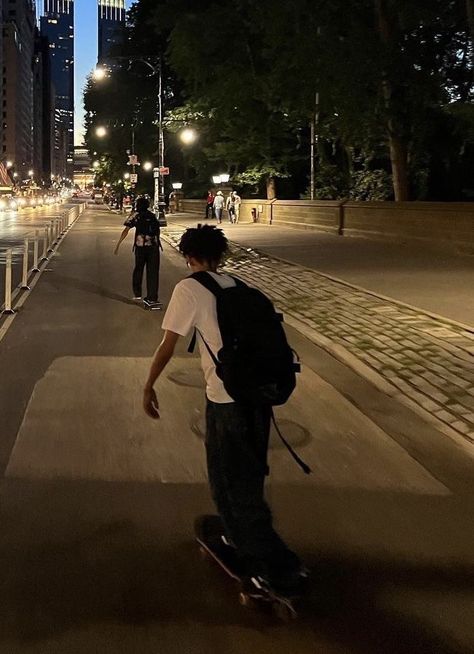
[143,330,180,419]
[114,227,131,254]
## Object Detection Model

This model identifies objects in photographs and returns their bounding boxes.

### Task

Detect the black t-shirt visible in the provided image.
[124,210,160,247]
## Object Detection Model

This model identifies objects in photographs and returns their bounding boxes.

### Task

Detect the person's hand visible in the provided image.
[143,386,160,419]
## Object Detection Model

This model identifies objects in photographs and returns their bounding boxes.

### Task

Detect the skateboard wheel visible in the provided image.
[238,592,257,610]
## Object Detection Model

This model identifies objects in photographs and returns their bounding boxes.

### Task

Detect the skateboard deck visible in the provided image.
[194,514,298,620]
[143,300,163,311]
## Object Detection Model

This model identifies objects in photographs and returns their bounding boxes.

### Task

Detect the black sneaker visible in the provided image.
[241,575,273,600]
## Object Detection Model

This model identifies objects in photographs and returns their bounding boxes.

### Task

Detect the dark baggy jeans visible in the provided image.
[133,246,160,301]
[205,400,300,582]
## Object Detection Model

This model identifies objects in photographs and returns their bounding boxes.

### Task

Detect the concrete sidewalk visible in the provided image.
[0,208,473,653]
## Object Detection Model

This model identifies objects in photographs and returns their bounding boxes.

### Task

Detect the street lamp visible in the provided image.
[143,161,153,171]
[172,182,183,190]
[6,160,13,169]
[213,173,230,185]
[93,67,107,81]
[124,172,130,180]
[179,128,197,145]
[95,126,107,138]
[93,161,100,169]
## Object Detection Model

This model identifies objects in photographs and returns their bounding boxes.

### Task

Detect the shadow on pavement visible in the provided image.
[53,275,138,306]
[0,479,471,654]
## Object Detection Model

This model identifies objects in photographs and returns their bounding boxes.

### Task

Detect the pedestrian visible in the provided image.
[143,223,307,597]
[232,191,241,223]
[225,191,235,223]
[168,190,177,214]
[205,190,215,220]
[114,196,161,307]
[213,190,224,224]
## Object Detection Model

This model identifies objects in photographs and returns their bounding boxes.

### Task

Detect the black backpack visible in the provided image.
[188,271,300,406]
[135,210,160,241]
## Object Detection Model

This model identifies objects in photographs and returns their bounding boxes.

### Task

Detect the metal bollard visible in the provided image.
[47,221,54,252]
[20,238,30,290]
[2,249,15,314]
[32,230,40,272]
[41,225,49,261]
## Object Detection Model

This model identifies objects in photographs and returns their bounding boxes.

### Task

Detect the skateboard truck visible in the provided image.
[143,299,163,310]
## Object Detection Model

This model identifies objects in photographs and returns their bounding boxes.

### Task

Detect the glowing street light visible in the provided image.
[180,128,197,145]
[172,182,183,190]
[143,161,153,171]
[95,126,107,138]
[28,169,34,178]
[93,161,100,169]
[213,173,230,185]
[6,160,13,169]
[123,172,130,180]
[93,67,107,81]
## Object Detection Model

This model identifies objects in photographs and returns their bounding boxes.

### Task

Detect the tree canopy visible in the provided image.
[83,0,474,200]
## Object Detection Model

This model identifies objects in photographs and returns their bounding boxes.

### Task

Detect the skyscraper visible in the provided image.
[40,0,74,178]
[98,0,126,64]
[2,0,36,180]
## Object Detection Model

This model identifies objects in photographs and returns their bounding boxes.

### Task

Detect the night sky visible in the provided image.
[70,0,133,144]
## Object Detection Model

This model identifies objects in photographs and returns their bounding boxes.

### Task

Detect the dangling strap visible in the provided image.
[187,327,219,367]
[271,409,312,475]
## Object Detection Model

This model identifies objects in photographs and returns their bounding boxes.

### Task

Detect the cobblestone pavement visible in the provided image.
[163,229,474,446]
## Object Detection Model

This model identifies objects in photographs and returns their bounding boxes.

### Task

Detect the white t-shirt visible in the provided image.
[162,272,236,403]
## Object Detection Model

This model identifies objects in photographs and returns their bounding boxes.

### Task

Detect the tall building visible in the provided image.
[40,0,74,178]
[2,0,36,181]
[98,0,125,64]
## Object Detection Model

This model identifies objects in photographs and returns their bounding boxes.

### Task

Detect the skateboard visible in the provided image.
[143,299,163,311]
[194,514,299,621]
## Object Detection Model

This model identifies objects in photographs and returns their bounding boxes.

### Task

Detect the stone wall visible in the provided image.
[179,198,474,252]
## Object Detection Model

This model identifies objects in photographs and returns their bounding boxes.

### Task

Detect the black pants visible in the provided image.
[132,246,160,301]
[205,400,300,583]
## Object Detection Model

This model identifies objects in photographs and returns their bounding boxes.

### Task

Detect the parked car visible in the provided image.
[93,192,104,204]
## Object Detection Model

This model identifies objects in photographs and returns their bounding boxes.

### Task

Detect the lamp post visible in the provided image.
[95,58,167,225]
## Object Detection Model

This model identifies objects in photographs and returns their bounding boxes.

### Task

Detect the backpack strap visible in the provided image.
[188,270,246,294]
[271,410,312,475]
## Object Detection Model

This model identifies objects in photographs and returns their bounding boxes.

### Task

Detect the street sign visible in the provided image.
[159,167,170,175]
[130,173,138,183]
[128,154,138,166]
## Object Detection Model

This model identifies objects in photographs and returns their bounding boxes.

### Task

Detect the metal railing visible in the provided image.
[1,203,85,316]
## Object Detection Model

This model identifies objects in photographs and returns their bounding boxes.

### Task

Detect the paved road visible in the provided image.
[0,204,70,305]
[169,215,474,326]
[0,208,473,653]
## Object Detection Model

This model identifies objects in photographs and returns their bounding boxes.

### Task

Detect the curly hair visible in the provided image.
[178,224,228,266]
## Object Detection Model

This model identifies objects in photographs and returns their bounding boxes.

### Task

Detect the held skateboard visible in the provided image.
[194,514,299,621]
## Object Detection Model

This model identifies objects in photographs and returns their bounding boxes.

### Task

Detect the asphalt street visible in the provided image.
[0,204,70,304]
[0,208,473,653]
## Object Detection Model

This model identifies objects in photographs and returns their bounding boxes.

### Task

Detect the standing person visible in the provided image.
[168,190,177,214]
[213,191,224,224]
[205,190,215,220]
[232,191,241,223]
[114,196,161,307]
[142,224,306,596]
[225,191,235,224]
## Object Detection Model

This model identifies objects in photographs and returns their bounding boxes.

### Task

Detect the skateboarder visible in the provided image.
[114,196,161,307]
[143,224,306,596]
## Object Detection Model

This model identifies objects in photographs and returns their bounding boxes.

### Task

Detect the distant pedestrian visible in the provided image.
[213,191,224,224]
[206,190,215,220]
[169,190,177,214]
[232,191,241,223]
[114,196,161,306]
[225,191,235,224]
